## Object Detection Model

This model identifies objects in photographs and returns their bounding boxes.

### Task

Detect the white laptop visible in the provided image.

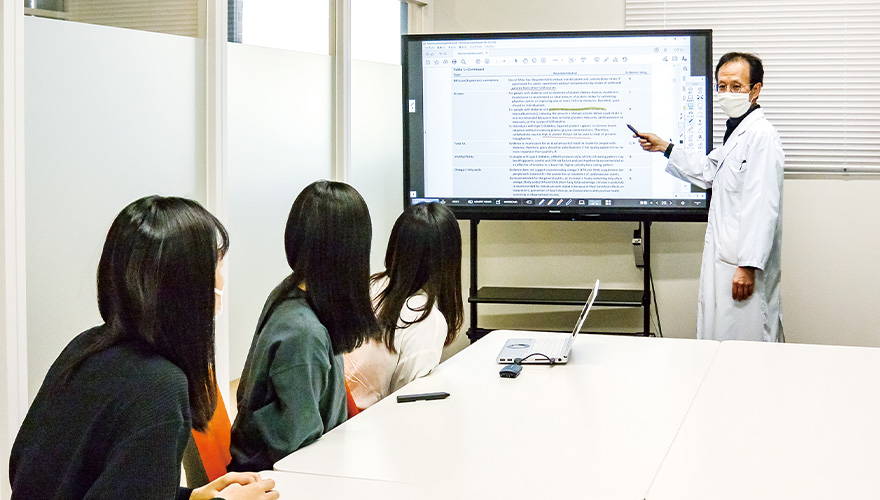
[496,279,599,365]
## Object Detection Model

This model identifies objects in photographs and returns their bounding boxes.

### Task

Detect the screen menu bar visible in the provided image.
[411,197,706,209]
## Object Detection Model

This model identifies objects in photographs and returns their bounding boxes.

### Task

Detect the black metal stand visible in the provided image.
[466,219,653,343]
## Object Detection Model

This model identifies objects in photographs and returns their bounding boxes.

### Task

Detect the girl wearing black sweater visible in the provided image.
[9,196,277,500]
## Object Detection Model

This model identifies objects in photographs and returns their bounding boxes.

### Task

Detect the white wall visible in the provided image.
[0,218,10,500]
[0,67,19,500]
[1,0,25,496]
[434,0,880,349]
[0,173,14,500]
[24,17,206,398]
[1,180,8,500]
[782,177,880,346]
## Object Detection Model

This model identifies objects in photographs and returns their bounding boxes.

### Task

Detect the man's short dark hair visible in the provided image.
[716,52,764,86]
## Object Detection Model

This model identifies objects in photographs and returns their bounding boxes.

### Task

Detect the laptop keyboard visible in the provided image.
[532,338,565,358]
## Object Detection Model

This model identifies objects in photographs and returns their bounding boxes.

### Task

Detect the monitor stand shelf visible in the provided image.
[466,219,655,342]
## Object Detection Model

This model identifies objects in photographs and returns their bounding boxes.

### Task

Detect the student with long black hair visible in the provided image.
[230,180,380,471]
[344,202,463,410]
[9,196,277,500]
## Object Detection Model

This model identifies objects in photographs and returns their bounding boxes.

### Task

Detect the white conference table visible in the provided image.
[256,470,434,500]
[274,330,721,499]
[645,340,880,500]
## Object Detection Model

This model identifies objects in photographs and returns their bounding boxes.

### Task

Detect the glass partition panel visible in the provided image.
[352,0,404,64]
[25,0,205,38]
[350,59,403,273]
[350,0,406,271]
[226,43,333,376]
[232,0,329,55]
[24,17,206,398]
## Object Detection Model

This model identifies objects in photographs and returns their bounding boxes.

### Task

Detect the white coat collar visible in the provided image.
[717,107,765,163]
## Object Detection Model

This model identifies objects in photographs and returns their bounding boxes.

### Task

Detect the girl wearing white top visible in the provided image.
[345,203,463,410]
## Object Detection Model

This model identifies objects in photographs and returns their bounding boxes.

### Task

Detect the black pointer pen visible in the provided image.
[627,123,646,138]
[396,391,450,403]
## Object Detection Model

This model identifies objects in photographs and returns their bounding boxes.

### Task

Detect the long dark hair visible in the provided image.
[373,202,463,352]
[282,180,379,354]
[54,196,228,432]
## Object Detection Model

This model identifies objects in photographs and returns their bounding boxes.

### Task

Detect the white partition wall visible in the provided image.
[225,43,333,378]
[24,17,206,398]
[350,59,403,273]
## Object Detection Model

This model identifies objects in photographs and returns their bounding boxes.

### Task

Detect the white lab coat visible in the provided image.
[666,108,784,341]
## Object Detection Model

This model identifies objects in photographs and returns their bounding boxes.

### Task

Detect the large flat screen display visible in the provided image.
[403,30,712,221]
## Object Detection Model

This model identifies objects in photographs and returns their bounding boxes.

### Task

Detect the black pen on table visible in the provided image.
[396,391,450,403]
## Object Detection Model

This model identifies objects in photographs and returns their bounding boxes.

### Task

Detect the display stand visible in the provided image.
[467,220,654,342]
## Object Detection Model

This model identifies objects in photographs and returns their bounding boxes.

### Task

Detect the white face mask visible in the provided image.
[718,91,751,118]
[214,287,224,317]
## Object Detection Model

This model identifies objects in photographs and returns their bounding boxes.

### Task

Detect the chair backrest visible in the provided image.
[345,380,361,418]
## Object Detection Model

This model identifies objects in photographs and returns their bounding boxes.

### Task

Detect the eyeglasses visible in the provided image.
[716,84,751,93]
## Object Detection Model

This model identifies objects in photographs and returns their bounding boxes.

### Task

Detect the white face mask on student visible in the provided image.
[214,287,224,317]
[718,91,752,118]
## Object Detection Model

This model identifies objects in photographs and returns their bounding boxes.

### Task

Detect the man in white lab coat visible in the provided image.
[637,52,784,342]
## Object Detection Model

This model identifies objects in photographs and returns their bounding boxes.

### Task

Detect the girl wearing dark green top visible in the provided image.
[230,180,380,472]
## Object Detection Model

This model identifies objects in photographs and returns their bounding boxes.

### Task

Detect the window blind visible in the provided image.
[626,0,880,173]
[64,0,201,38]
